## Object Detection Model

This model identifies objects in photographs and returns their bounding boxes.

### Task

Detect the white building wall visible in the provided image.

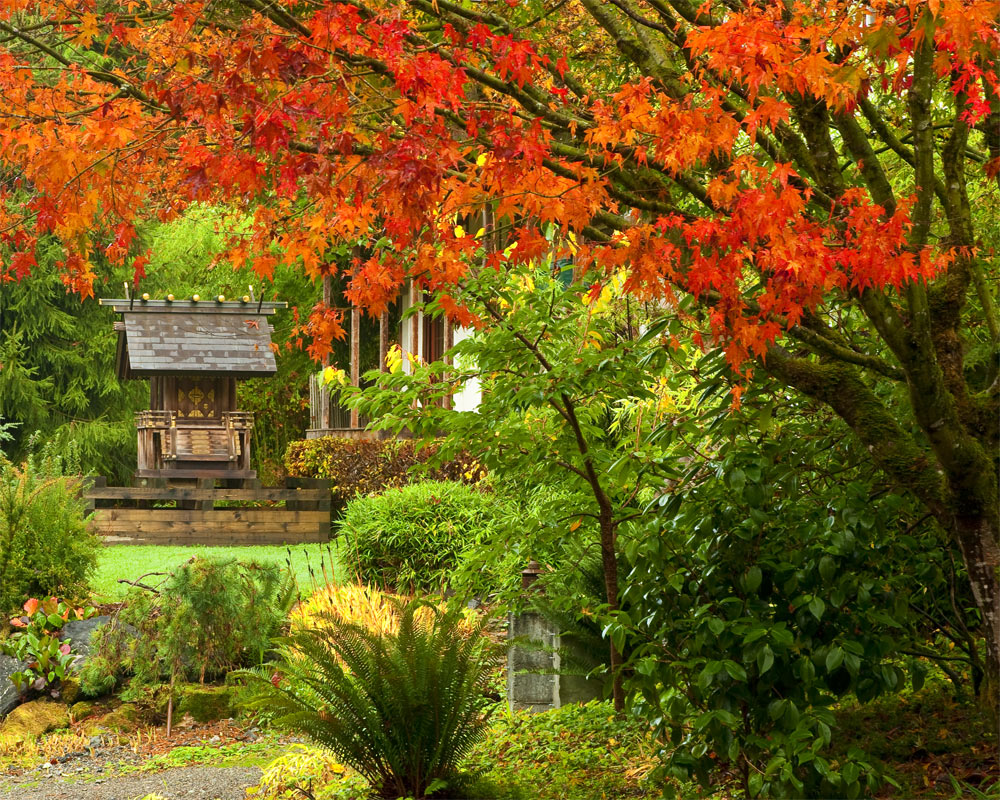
[398,288,481,412]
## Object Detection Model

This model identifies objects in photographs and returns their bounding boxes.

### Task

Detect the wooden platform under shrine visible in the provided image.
[84,477,330,546]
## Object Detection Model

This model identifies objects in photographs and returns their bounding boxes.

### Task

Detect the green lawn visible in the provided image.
[92,542,345,602]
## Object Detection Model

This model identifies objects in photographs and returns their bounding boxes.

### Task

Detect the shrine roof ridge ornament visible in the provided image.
[99,298,288,315]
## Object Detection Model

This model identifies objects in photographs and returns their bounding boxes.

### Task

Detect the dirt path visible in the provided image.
[0,764,262,800]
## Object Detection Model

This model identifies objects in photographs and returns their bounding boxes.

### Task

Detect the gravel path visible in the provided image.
[0,765,262,800]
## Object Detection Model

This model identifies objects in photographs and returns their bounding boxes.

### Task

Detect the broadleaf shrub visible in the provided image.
[284,436,484,512]
[2,597,95,698]
[338,480,516,595]
[617,441,949,799]
[79,557,296,696]
[0,450,99,613]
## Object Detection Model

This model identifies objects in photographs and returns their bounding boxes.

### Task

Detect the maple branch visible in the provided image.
[577,0,685,99]
[907,34,937,252]
[0,21,163,113]
[787,320,904,382]
[238,0,311,36]
[832,109,896,214]
[605,0,673,38]
[762,344,948,516]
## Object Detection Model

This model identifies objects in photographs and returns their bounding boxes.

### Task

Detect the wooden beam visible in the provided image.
[350,306,361,429]
[95,509,330,523]
[409,280,419,365]
[444,320,454,410]
[321,275,332,367]
[85,486,328,502]
[379,310,389,373]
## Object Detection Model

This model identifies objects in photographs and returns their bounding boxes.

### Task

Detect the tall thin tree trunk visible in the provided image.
[951,513,1000,706]
[599,510,626,712]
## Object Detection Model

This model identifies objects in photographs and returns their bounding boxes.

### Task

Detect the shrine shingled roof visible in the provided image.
[100,299,287,379]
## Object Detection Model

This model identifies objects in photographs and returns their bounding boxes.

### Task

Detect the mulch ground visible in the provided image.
[0,718,287,800]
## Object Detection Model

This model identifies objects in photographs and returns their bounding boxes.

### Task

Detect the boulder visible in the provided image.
[97,702,142,731]
[0,699,70,741]
[60,615,114,664]
[0,654,28,719]
[59,676,81,704]
[70,700,96,720]
[176,684,236,723]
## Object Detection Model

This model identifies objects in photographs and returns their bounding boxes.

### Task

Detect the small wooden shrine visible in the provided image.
[101,296,284,480]
[86,296,331,546]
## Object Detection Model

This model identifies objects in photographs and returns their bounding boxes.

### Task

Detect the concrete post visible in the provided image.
[506,561,604,713]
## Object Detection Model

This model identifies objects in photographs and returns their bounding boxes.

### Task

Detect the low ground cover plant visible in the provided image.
[463,701,659,800]
[0,449,98,613]
[338,480,516,595]
[241,598,500,799]
[246,744,367,800]
[80,556,295,697]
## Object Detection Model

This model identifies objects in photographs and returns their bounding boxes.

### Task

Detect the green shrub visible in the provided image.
[0,449,98,613]
[79,557,295,696]
[2,597,96,699]
[239,599,501,799]
[338,480,515,595]
[284,436,484,512]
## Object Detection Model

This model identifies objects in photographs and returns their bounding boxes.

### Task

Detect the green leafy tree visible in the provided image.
[356,268,981,796]
[356,266,672,711]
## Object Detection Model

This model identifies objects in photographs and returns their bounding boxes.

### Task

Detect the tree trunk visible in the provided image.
[949,512,1000,705]
[599,509,626,712]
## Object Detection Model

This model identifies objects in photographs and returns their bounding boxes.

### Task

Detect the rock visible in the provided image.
[0,653,28,719]
[70,700,96,719]
[59,676,81,704]
[176,684,236,723]
[0,699,70,741]
[59,615,113,665]
[97,702,142,731]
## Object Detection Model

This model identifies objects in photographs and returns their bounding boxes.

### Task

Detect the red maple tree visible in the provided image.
[0,0,997,697]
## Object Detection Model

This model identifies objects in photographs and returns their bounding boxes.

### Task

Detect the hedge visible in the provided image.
[284,436,484,511]
[337,480,516,594]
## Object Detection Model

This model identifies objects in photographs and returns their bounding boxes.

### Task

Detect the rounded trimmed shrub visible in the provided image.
[337,480,514,595]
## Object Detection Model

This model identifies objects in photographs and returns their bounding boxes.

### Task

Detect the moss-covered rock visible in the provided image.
[176,684,235,723]
[98,703,141,731]
[69,700,96,720]
[60,677,81,705]
[0,699,70,741]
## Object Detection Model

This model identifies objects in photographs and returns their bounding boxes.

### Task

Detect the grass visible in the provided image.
[92,542,345,602]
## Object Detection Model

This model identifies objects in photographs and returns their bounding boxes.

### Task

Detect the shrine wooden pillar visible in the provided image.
[379,310,389,374]
[443,321,454,410]
[349,306,361,429]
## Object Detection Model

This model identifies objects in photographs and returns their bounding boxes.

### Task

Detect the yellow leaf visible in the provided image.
[322,366,347,386]
[385,344,403,373]
[569,519,582,531]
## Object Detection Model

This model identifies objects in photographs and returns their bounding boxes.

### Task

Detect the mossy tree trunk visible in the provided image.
[759,41,999,702]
